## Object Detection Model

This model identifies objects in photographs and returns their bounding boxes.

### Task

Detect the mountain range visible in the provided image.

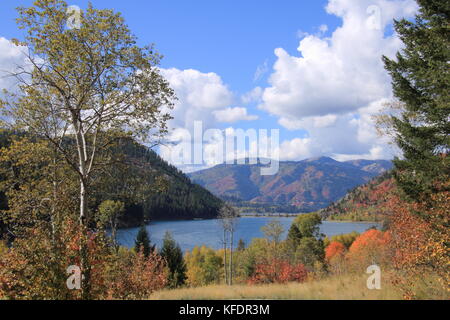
[188,157,392,212]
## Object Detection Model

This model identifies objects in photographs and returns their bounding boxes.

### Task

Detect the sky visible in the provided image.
[0,0,419,172]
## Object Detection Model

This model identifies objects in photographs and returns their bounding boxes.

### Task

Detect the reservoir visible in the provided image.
[116,217,379,252]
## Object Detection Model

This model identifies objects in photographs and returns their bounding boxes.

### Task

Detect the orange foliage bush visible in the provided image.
[349,229,390,254]
[325,241,346,261]
[345,229,391,271]
[0,218,110,299]
[387,191,449,299]
[248,259,308,285]
[105,250,168,300]
[0,218,168,300]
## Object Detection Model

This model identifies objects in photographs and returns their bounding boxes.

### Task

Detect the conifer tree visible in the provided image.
[383,0,449,204]
[135,225,153,257]
[159,231,186,288]
[237,239,246,251]
[287,224,302,247]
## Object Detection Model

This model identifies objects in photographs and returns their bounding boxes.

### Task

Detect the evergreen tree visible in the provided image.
[288,213,325,266]
[383,0,450,204]
[159,231,186,288]
[294,213,323,239]
[242,252,256,278]
[134,225,153,257]
[295,237,325,269]
[237,239,246,251]
[287,224,302,247]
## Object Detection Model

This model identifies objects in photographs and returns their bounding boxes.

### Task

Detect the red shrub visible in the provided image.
[248,259,308,284]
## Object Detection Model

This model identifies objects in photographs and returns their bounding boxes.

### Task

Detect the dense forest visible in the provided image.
[106,137,224,224]
[0,130,223,235]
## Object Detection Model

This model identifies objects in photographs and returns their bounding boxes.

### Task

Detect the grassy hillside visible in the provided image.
[150,274,402,300]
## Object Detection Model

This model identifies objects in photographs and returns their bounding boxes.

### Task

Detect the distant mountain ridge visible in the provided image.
[188,157,392,212]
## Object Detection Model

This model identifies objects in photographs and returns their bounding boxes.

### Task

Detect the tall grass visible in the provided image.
[150,274,403,300]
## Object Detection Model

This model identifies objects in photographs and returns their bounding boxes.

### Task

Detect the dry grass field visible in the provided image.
[150,274,403,300]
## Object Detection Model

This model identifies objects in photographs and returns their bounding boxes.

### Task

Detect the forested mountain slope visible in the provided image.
[189,157,392,212]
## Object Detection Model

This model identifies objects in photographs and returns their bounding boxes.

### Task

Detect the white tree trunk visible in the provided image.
[223,229,228,285]
[79,179,88,226]
[229,230,233,286]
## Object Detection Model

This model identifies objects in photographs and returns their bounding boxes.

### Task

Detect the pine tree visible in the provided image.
[134,225,153,257]
[383,0,450,204]
[237,239,246,251]
[159,231,186,288]
[287,224,302,247]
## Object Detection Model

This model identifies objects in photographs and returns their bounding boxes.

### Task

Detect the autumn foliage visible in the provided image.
[0,218,168,300]
[323,183,449,299]
[248,259,308,285]
[349,229,390,254]
[325,241,346,262]
[345,229,391,270]
[323,174,396,222]
[105,250,168,300]
[387,191,449,299]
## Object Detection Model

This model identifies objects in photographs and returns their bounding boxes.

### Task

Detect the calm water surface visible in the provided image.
[116,217,379,253]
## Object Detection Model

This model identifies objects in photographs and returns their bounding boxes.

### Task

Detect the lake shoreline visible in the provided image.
[324,219,382,224]
[116,217,380,252]
[239,213,304,218]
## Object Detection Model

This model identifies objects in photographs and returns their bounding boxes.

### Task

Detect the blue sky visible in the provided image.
[0,0,419,170]
[0,1,337,90]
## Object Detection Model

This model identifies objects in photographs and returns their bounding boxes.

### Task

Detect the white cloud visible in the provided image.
[254,0,418,161]
[333,146,387,162]
[241,86,263,104]
[213,107,258,123]
[160,68,234,131]
[279,114,338,130]
[0,37,30,92]
[254,60,269,82]
[157,68,240,171]
[297,30,310,39]
[259,0,417,120]
[277,138,314,161]
[276,98,398,161]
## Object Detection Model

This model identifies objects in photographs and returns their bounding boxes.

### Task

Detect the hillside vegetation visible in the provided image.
[116,139,223,224]
[0,130,223,230]
[319,172,396,222]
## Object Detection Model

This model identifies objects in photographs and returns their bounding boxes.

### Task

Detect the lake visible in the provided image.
[116,217,379,253]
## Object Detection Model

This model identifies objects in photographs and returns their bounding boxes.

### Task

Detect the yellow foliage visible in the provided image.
[185,246,223,287]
